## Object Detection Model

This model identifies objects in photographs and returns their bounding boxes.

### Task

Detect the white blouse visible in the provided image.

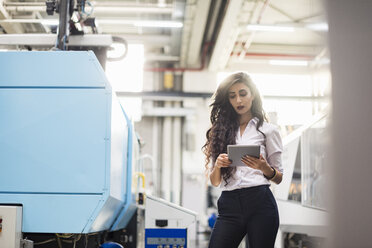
[219,117,283,191]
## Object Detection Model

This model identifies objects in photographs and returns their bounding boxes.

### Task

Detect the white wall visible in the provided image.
[326,0,372,246]
[181,71,217,215]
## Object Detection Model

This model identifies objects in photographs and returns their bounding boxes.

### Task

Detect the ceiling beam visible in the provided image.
[0,34,112,47]
[0,0,24,33]
[115,34,171,46]
[5,6,173,15]
[181,0,211,67]
[236,43,323,55]
[169,0,185,57]
[208,0,244,71]
[266,1,296,22]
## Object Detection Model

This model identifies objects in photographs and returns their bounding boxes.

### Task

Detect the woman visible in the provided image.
[203,72,283,248]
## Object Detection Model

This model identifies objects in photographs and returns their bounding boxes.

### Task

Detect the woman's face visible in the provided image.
[228,82,254,116]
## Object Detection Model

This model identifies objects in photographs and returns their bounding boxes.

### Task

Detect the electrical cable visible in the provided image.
[55,234,63,248]
[73,236,77,248]
[56,233,74,239]
[34,238,57,245]
[85,234,88,248]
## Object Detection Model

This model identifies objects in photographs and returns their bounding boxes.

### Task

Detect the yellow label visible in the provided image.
[164,72,174,89]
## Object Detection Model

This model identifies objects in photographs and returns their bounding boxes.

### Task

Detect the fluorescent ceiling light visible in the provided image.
[269,60,309,66]
[40,19,59,26]
[96,19,182,28]
[306,23,329,32]
[247,24,295,32]
[311,58,330,66]
[133,20,183,28]
[0,19,58,25]
[246,23,328,32]
[0,19,182,28]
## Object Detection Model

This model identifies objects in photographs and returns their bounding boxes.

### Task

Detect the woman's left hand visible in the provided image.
[241,154,269,172]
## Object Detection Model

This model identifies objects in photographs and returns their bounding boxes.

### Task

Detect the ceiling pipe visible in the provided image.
[0,2,25,33]
[231,52,315,60]
[5,5,173,14]
[3,2,171,7]
[144,42,212,72]
[5,6,45,12]
[208,0,243,71]
[238,0,271,60]
[3,2,45,6]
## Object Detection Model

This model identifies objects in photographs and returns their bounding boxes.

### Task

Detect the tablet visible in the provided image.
[227,145,260,166]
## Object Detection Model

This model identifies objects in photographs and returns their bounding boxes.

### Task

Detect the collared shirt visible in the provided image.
[219,117,283,191]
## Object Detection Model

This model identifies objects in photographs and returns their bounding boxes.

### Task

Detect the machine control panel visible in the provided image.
[145,228,187,248]
[154,245,184,248]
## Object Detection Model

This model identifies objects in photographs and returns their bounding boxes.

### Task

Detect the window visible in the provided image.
[106,44,144,122]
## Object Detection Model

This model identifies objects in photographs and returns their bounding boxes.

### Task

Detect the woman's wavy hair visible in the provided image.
[202,72,267,185]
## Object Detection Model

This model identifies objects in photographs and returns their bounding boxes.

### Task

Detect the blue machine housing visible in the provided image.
[0,51,136,233]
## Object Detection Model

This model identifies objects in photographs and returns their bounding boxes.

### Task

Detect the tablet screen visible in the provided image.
[227,145,260,166]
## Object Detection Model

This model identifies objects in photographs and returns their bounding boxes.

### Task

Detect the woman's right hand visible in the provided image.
[215,153,232,169]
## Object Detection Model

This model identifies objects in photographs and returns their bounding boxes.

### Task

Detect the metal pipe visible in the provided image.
[238,0,271,60]
[152,117,161,197]
[161,102,172,202]
[3,1,171,7]
[145,54,179,62]
[116,91,328,101]
[139,154,157,195]
[92,6,172,14]
[56,0,70,50]
[144,41,211,72]
[4,2,46,6]
[5,5,172,14]
[231,52,315,60]
[5,6,45,12]
[172,102,182,205]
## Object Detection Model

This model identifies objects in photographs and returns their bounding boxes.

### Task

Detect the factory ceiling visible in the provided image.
[0,0,327,72]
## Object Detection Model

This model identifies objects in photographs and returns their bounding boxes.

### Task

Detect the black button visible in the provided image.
[155,219,168,227]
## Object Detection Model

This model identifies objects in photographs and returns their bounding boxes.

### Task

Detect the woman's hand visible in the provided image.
[241,154,271,172]
[212,153,282,185]
[242,154,282,184]
[215,153,232,169]
[210,153,231,187]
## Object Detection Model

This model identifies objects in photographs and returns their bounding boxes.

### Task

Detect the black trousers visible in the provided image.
[208,185,279,248]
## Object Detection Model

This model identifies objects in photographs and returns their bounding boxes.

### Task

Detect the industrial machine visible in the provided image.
[0,0,128,69]
[0,1,197,248]
[144,196,197,248]
[0,51,138,248]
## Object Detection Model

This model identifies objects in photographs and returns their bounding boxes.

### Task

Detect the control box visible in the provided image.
[0,205,22,248]
[144,196,197,248]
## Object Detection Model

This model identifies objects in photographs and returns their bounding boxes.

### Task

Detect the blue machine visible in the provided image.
[0,51,137,234]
